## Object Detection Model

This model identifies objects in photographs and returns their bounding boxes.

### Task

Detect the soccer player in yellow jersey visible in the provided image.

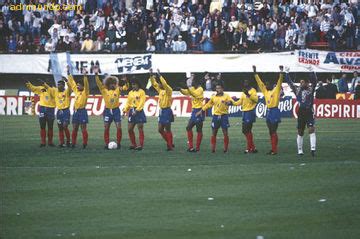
[253,65,284,155]
[196,83,241,153]
[94,66,128,149]
[123,78,147,150]
[67,68,90,149]
[25,81,56,147]
[238,80,259,153]
[43,79,72,147]
[180,77,204,152]
[149,68,175,151]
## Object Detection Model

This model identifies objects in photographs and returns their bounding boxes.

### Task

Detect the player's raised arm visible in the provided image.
[43,82,55,97]
[94,67,104,94]
[284,67,297,94]
[121,76,130,91]
[149,69,160,93]
[67,72,77,92]
[82,68,89,96]
[274,65,284,93]
[308,66,318,95]
[25,81,42,94]
[158,69,172,94]
[253,65,267,94]
[180,87,190,95]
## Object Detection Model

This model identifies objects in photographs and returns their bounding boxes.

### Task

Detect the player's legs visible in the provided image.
[80,123,88,148]
[137,123,144,149]
[267,121,279,154]
[164,123,173,150]
[63,122,70,146]
[39,116,47,147]
[46,118,54,146]
[57,122,65,147]
[104,122,111,148]
[242,122,256,153]
[128,122,137,149]
[222,127,229,153]
[195,122,203,151]
[71,122,79,147]
[297,110,306,155]
[186,120,196,151]
[158,123,167,143]
[115,122,122,149]
[211,127,219,153]
[308,126,316,156]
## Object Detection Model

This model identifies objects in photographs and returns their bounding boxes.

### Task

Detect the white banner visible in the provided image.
[296,49,360,72]
[0,50,358,75]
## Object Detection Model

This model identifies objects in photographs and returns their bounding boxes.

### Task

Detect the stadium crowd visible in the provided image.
[0,0,359,53]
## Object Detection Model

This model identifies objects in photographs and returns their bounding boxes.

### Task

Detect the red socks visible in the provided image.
[59,130,64,145]
[187,130,193,149]
[160,131,167,142]
[104,126,110,145]
[196,132,202,151]
[82,129,88,145]
[211,135,216,152]
[245,132,255,151]
[139,129,144,147]
[64,127,70,144]
[271,133,278,153]
[71,129,77,145]
[224,135,229,151]
[48,129,53,145]
[128,130,136,147]
[116,128,122,145]
[166,131,173,148]
[40,129,46,145]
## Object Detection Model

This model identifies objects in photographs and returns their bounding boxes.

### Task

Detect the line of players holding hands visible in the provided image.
[25,65,317,156]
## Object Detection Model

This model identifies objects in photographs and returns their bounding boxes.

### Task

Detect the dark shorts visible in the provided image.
[242,109,256,124]
[266,107,281,124]
[189,108,205,124]
[39,106,55,120]
[297,107,315,129]
[56,108,70,125]
[104,108,121,123]
[159,107,174,125]
[72,108,88,124]
[128,108,147,124]
[211,114,230,129]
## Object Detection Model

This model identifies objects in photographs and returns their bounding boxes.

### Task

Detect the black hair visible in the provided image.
[130,76,142,89]
[58,80,65,85]
[215,82,224,88]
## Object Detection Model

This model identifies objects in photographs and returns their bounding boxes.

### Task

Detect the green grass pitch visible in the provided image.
[1,116,360,239]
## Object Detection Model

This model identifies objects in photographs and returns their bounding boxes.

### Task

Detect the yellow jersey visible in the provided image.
[96,75,121,109]
[25,82,55,108]
[150,75,172,109]
[254,74,283,108]
[202,93,239,115]
[44,83,71,110]
[180,86,204,109]
[237,88,258,111]
[67,74,89,110]
[123,89,146,113]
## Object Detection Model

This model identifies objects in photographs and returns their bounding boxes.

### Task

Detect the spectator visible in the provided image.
[146,39,155,52]
[81,34,94,52]
[324,78,338,99]
[326,25,340,51]
[173,35,187,52]
[296,28,307,49]
[200,35,214,53]
[315,81,327,99]
[186,73,195,88]
[343,21,355,49]
[262,22,274,52]
[350,71,360,93]
[93,36,104,52]
[155,24,166,52]
[7,35,17,53]
[44,39,55,52]
[103,37,112,53]
[354,82,360,100]
[204,72,212,91]
[338,74,349,93]
[168,23,180,40]
[164,35,174,53]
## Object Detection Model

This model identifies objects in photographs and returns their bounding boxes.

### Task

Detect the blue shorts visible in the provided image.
[159,107,174,125]
[189,108,205,124]
[266,107,281,124]
[56,108,70,125]
[128,108,147,124]
[242,109,256,124]
[211,114,230,129]
[39,106,55,120]
[104,108,121,123]
[297,107,315,129]
[72,108,88,124]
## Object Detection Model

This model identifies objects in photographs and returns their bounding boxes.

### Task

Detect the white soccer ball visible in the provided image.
[108,141,118,149]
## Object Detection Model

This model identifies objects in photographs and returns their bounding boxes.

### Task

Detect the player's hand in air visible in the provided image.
[279,65,284,72]
[92,65,99,75]
[82,67,88,75]
[252,65,257,73]
[284,66,290,73]
[242,88,250,97]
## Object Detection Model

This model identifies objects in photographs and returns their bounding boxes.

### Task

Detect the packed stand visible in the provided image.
[0,0,359,53]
